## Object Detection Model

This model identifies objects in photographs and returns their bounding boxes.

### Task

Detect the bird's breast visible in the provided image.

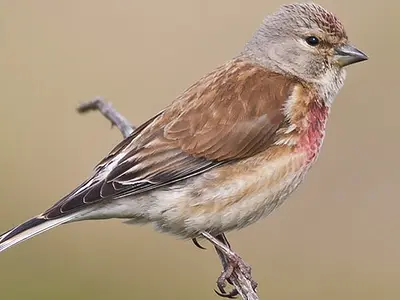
[295,102,329,163]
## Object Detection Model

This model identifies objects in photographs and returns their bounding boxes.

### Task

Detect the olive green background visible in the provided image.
[0,1,397,299]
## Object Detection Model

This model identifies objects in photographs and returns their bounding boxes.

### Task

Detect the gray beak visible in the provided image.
[334,44,368,67]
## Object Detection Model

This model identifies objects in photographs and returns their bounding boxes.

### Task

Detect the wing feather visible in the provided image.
[43,59,296,219]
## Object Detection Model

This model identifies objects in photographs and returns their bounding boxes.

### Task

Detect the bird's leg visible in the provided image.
[77,97,135,138]
[213,234,237,297]
[201,232,258,298]
[194,232,241,296]
[213,234,232,283]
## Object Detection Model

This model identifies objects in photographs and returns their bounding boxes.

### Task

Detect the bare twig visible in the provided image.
[77,97,260,300]
[77,96,134,138]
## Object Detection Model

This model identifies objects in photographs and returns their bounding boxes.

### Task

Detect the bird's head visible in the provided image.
[243,2,367,90]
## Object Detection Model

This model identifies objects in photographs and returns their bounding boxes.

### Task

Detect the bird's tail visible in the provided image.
[0,214,77,253]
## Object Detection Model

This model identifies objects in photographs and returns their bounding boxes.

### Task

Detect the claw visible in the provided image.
[214,288,239,299]
[216,282,226,295]
[250,279,258,292]
[192,238,207,250]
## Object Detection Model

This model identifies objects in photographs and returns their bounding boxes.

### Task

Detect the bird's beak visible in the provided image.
[334,44,368,67]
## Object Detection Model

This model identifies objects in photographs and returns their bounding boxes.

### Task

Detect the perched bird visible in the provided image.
[0,2,367,297]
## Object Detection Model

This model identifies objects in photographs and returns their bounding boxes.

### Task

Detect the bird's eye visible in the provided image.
[305,36,320,46]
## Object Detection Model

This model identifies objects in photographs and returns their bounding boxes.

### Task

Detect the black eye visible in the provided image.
[305,36,320,46]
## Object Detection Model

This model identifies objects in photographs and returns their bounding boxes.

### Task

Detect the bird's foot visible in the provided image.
[199,232,257,298]
[214,252,258,298]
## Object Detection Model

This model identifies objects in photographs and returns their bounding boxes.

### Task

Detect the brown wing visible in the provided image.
[43,59,296,219]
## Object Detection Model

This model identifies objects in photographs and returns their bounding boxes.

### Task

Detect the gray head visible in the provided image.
[243,3,367,85]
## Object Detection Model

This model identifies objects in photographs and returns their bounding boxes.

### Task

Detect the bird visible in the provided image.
[0,2,367,297]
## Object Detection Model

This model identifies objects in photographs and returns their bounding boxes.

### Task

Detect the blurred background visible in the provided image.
[0,0,397,299]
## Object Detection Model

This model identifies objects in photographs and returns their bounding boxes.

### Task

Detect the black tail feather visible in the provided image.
[0,217,47,244]
[0,218,47,243]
